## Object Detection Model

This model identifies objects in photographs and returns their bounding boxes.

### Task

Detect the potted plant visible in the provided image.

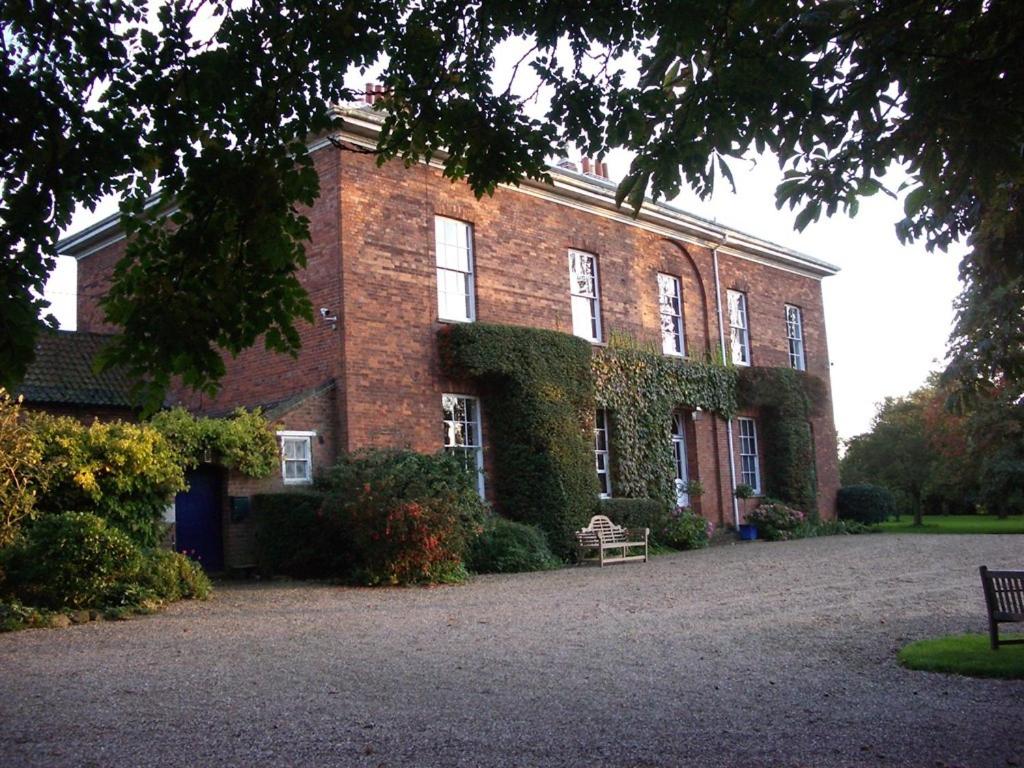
[734,484,758,540]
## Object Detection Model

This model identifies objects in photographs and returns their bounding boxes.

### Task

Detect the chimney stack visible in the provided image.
[581,157,609,179]
[364,83,386,105]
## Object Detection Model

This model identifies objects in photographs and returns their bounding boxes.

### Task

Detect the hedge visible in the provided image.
[837,484,896,524]
[251,492,347,579]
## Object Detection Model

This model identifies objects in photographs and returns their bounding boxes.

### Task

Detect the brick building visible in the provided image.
[62,106,841,569]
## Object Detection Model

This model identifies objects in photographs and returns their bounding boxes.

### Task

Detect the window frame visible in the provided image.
[568,249,603,343]
[278,430,315,485]
[671,412,690,507]
[727,290,751,366]
[658,272,685,357]
[785,304,806,371]
[434,216,476,323]
[594,408,612,498]
[737,417,761,495]
[442,393,485,498]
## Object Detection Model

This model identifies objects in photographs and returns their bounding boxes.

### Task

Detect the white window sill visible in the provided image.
[283,478,313,486]
[438,316,475,324]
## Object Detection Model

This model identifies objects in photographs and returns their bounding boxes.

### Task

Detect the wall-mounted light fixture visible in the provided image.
[319,307,338,330]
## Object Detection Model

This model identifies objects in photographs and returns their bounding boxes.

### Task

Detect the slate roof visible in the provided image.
[17,331,137,408]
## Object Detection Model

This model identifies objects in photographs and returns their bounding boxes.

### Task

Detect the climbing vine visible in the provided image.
[592,335,737,508]
[736,367,828,517]
[439,323,595,557]
[148,406,279,477]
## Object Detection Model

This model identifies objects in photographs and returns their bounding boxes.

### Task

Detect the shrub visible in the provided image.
[149,406,279,477]
[469,517,561,574]
[837,484,897,524]
[141,549,212,601]
[1,512,143,609]
[746,499,806,541]
[805,519,872,536]
[0,599,55,632]
[597,498,671,535]
[0,389,44,547]
[734,483,756,500]
[251,492,350,579]
[30,415,185,547]
[319,449,487,585]
[657,510,713,550]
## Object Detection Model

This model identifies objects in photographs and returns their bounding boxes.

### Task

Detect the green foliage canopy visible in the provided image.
[2,0,1021,405]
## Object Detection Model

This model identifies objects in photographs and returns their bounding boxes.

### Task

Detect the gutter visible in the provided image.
[712,235,741,529]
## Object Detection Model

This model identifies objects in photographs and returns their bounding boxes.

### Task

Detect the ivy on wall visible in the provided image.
[440,323,825,542]
[148,406,279,477]
[736,367,828,517]
[438,323,596,557]
[592,335,737,508]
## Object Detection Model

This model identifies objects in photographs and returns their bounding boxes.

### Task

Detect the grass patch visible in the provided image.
[877,515,1024,535]
[899,633,1024,679]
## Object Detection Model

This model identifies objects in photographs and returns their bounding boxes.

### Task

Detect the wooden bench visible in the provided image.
[575,515,648,566]
[979,566,1024,649]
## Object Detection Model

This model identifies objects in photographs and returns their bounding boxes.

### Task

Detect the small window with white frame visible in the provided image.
[737,418,761,494]
[595,409,612,498]
[727,290,751,366]
[278,431,314,485]
[658,273,685,356]
[435,216,475,322]
[442,393,485,498]
[569,250,602,342]
[785,304,806,371]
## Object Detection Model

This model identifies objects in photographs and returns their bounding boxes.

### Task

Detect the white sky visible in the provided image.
[42,28,964,443]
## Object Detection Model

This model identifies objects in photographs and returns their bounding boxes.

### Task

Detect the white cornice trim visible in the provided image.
[59,108,840,279]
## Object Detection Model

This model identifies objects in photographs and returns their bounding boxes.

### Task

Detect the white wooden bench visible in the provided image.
[575,515,648,566]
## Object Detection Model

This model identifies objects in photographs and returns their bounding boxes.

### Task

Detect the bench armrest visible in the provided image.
[625,527,649,540]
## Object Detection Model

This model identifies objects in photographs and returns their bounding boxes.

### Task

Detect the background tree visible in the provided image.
[841,392,933,525]
[840,375,1024,522]
[2,1,1022,407]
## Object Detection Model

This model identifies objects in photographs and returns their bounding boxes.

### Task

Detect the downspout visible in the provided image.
[712,235,741,529]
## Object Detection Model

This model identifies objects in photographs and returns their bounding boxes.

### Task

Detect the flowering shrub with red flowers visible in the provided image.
[745,499,806,541]
[319,449,487,585]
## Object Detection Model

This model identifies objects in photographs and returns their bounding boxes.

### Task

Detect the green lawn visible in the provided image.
[899,633,1024,679]
[877,515,1024,534]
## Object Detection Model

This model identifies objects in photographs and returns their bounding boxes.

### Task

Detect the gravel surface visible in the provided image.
[2,534,1022,768]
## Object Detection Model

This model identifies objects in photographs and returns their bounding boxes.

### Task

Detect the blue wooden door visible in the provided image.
[174,465,224,571]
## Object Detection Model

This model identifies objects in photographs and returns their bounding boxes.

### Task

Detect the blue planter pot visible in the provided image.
[738,523,758,541]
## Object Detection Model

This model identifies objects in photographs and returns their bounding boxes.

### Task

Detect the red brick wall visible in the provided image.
[336,150,838,520]
[76,143,840,527]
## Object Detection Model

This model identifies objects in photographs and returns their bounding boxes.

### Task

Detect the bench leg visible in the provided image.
[989,616,1000,651]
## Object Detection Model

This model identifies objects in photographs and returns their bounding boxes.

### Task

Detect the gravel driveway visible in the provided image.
[2,534,1022,768]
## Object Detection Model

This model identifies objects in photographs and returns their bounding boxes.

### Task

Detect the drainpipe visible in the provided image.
[712,235,741,529]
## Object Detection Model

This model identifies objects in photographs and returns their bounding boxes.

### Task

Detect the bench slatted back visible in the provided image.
[578,515,630,544]
[980,567,1024,620]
